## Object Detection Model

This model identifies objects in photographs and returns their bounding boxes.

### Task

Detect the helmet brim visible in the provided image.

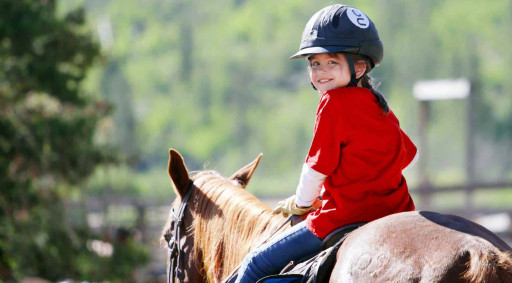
[289,46,359,59]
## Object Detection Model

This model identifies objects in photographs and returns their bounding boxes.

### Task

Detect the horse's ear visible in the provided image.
[229,153,262,189]
[168,148,191,197]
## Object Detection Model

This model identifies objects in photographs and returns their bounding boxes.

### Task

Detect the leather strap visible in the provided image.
[168,184,194,283]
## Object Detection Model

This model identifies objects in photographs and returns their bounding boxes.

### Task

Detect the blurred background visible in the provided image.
[1,0,511,282]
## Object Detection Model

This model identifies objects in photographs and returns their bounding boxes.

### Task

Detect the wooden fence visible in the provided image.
[413,181,512,211]
[68,181,512,281]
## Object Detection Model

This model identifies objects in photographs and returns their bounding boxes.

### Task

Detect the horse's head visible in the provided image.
[162,148,262,283]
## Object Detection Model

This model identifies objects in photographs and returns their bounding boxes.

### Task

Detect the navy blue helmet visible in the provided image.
[290,4,383,69]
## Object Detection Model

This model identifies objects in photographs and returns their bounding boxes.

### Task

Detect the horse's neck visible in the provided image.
[197,192,285,282]
[225,202,285,253]
[222,207,285,281]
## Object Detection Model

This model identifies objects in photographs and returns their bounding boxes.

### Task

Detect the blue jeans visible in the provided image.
[234,221,323,283]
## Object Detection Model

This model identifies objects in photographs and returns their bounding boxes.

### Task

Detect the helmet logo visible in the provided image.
[308,30,318,40]
[347,8,369,29]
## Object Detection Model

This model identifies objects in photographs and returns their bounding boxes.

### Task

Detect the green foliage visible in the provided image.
[69,0,512,201]
[2,0,511,279]
[0,0,147,281]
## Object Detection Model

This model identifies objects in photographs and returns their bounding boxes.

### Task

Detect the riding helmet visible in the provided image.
[290,4,383,69]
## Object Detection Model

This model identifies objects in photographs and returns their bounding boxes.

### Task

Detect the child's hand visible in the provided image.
[312,198,322,210]
[272,195,314,217]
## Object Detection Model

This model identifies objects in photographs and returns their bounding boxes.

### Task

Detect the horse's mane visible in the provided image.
[190,170,287,282]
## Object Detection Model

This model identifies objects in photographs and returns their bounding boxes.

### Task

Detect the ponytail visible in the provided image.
[360,74,389,113]
[352,53,389,114]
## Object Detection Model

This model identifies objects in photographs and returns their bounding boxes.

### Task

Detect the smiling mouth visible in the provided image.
[318,79,332,84]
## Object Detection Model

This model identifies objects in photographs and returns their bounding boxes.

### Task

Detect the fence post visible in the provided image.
[418,100,432,209]
[465,80,476,210]
[413,78,471,210]
[135,201,148,243]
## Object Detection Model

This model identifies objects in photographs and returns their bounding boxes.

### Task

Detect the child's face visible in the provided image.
[309,53,351,93]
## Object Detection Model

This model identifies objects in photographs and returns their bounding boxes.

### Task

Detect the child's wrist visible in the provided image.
[296,204,311,209]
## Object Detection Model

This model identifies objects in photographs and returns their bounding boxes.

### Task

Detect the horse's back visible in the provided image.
[329,211,512,282]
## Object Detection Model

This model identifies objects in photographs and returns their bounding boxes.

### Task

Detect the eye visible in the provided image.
[164,230,172,243]
[164,224,174,242]
[328,60,338,65]
[311,61,320,67]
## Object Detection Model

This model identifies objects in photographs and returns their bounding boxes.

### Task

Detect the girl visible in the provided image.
[234,4,417,282]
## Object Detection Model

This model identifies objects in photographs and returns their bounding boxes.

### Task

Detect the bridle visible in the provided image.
[167,183,194,283]
[166,181,292,283]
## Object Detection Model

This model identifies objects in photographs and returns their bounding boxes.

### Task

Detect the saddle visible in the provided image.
[257,221,365,283]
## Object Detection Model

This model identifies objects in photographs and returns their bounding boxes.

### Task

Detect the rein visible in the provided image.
[222,215,292,283]
[167,183,194,283]
[167,182,292,283]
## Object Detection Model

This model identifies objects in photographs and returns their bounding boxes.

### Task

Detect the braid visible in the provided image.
[352,54,389,113]
[307,52,390,113]
[360,72,389,114]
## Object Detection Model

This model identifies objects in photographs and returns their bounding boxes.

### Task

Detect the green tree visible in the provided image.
[75,0,512,199]
[0,0,147,280]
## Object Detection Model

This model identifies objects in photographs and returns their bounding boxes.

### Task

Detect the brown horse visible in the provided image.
[162,149,512,282]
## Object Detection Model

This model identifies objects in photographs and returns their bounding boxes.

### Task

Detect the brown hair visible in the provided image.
[352,54,389,113]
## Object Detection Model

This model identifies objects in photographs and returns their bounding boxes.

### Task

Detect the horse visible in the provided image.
[162,149,512,282]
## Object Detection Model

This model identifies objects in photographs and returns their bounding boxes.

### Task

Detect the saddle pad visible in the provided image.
[257,274,302,283]
[257,243,337,283]
[257,223,364,283]
[321,222,365,250]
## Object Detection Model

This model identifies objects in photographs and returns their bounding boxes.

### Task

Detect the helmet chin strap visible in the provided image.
[345,54,361,87]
